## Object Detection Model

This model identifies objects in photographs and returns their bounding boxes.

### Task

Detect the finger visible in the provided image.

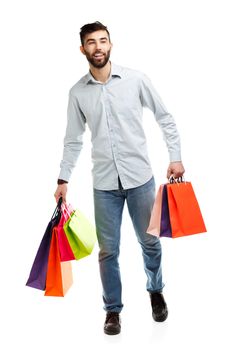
[55,193,61,203]
[175,170,185,178]
[173,172,181,179]
[167,168,172,179]
[54,193,58,202]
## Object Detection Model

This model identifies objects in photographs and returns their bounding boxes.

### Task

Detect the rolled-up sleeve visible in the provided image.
[139,74,181,162]
[58,92,86,182]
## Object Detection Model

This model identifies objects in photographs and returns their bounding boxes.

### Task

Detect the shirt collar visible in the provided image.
[84,62,122,84]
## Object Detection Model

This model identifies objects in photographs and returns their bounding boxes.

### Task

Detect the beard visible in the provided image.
[84,49,111,68]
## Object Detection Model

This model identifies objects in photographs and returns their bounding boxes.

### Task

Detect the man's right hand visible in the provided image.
[54,184,68,204]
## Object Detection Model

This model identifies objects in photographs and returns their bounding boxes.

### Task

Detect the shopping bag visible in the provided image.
[159,184,172,237]
[166,181,207,238]
[45,226,73,297]
[57,204,75,262]
[63,209,97,260]
[146,184,163,236]
[26,199,62,290]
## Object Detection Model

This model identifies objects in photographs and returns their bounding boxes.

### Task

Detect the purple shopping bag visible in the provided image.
[160,184,172,237]
[26,198,62,290]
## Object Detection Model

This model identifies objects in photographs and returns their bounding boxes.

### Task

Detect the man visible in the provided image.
[54,21,185,335]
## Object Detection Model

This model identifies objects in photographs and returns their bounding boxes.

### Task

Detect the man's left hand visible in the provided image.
[167,161,185,180]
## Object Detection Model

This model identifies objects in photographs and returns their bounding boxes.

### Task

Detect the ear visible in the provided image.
[80,46,85,55]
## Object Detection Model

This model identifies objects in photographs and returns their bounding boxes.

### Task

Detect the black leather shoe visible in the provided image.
[150,292,168,322]
[104,312,121,335]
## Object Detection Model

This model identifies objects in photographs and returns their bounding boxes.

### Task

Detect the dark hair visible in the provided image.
[80,21,111,46]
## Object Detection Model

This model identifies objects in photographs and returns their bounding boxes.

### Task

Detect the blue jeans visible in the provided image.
[93,176,164,313]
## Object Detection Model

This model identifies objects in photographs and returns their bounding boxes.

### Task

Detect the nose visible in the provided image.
[95,42,102,50]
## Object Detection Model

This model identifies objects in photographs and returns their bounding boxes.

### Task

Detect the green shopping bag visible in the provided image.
[63,209,97,260]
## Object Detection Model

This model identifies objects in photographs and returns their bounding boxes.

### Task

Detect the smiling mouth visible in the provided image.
[93,53,105,59]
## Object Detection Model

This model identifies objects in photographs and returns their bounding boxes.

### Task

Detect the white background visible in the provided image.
[0,0,235,349]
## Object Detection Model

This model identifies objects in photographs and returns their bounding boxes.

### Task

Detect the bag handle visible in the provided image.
[51,197,63,220]
[169,175,186,184]
[61,202,74,219]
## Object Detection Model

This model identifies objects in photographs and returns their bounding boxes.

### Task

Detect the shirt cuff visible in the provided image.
[169,151,182,162]
[58,167,72,183]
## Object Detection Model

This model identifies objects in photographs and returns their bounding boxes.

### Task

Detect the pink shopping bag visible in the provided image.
[146,184,163,237]
[57,204,75,261]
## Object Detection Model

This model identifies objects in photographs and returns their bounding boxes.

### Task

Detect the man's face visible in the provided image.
[80,30,112,68]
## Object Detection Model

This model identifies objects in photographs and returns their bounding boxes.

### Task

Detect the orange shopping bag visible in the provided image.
[146,184,163,237]
[167,181,207,238]
[45,226,73,296]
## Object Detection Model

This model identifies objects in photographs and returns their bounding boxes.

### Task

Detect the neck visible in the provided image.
[89,61,111,83]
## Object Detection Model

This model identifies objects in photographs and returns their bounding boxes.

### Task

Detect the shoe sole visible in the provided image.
[104,328,121,335]
[152,310,168,322]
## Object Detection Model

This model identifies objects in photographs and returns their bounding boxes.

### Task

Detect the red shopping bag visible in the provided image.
[44,226,73,297]
[166,181,207,238]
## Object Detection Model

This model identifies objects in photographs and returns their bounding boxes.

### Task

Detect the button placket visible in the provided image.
[103,85,126,187]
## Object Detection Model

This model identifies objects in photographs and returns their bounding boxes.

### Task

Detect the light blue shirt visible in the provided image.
[58,63,181,190]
